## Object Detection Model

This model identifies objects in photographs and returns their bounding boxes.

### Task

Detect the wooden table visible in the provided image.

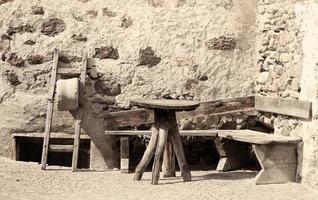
[130,99,199,185]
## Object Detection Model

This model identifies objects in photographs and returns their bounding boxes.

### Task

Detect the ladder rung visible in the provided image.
[57,68,81,76]
[49,145,73,153]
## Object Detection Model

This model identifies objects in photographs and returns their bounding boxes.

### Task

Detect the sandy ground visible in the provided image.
[0,157,317,200]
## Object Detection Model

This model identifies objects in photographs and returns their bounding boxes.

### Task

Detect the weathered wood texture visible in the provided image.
[215,139,249,172]
[72,53,87,172]
[218,130,302,144]
[41,49,59,170]
[12,132,90,139]
[134,127,159,181]
[169,112,191,182]
[215,129,301,185]
[105,130,217,137]
[105,96,256,128]
[57,68,81,76]
[130,99,199,111]
[151,112,170,185]
[255,95,311,119]
[49,145,73,153]
[253,144,298,184]
[162,135,176,177]
[120,137,129,173]
[177,96,255,118]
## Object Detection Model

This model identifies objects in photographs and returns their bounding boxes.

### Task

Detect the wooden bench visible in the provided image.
[216,129,302,184]
[107,129,302,185]
[105,130,217,173]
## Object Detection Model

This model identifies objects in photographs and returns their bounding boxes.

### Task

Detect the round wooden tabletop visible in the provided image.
[130,99,200,111]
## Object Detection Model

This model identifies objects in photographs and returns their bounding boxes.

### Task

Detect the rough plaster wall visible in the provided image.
[296,1,318,187]
[0,0,257,169]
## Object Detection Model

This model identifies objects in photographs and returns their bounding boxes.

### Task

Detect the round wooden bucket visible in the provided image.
[56,78,79,111]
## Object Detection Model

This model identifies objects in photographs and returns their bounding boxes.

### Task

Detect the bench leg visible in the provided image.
[253,144,297,185]
[134,127,159,181]
[162,134,176,177]
[120,137,129,173]
[215,138,249,171]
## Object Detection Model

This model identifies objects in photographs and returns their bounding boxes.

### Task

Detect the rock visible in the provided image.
[274,65,283,76]
[71,34,87,42]
[179,119,196,130]
[198,74,208,81]
[0,39,10,52]
[3,70,21,86]
[148,0,164,7]
[102,7,116,17]
[290,78,300,91]
[58,54,82,63]
[31,6,44,15]
[280,53,290,63]
[6,53,25,67]
[26,55,44,65]
[7,24,35,35]
[0,0,13,5]
[288,64,301,78]
[257,72,270,84]
[23,39,36,45]
[93,46,119,60]
[281,91,289,98]
[1,34,11,40]
[94,80,121,96]
[289,90,300,99]
[87,67,103,79]
[86,10,98,18]
[206,35,236,50]
[121,15,132,28]
[92,94,115,105]
[41,18,66,36]
[138,47,161,67]
[72,13,84,21]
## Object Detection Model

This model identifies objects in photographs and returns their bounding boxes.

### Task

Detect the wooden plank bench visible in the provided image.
[105,130,218,173]
[216,129,302,185]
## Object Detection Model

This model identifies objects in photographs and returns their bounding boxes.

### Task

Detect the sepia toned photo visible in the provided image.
[0,0,318,199]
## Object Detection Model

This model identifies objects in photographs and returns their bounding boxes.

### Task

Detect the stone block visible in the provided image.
[41,18,66,36]
[206,35,236,50]
[257,72,270,84]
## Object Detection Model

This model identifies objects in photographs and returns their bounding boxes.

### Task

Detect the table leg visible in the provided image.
[169,112,191,182]
[162,134,176,177]
[151,126,168,185]
[134,127,159,181]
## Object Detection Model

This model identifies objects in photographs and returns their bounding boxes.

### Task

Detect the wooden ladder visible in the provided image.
[41,49,88,171]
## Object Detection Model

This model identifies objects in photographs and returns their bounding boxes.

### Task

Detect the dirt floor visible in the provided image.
[0,157,318,200]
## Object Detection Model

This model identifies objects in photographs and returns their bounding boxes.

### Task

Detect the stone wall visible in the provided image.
[0,0,258,169]
[256,0,318,187]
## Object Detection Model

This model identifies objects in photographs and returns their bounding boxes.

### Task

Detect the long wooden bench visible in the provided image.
[105,130,218,173]
[216,129,302,184]
[106,129,302,185]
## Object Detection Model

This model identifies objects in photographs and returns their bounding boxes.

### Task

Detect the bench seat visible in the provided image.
[217,129,302,144]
